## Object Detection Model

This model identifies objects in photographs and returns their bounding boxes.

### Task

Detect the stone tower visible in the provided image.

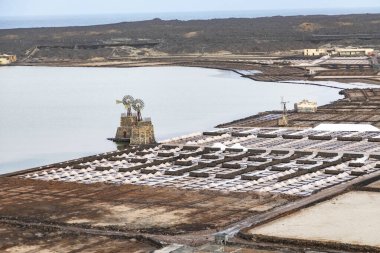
[109,96,156,145]
[115,113,138,140]
[113,113,155,144]
[130,119,156,145]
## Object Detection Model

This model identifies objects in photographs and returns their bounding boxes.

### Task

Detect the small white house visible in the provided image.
[294,99,317,113]
[304,48,328,56]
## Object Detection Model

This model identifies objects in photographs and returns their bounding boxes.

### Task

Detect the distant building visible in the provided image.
[304,47,374,57]
[0,54,17,65]
[109,96,156,145]
[112,113,156,145]
[303,48,328,56]
[334,48,374,57]
[0,58,9,65]
[294,99,317,113]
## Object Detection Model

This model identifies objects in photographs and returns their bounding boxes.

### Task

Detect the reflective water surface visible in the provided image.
[0,66,343,173]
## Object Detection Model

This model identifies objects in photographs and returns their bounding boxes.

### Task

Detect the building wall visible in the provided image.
[9,55,17,62]
[114,114,156,144]
[304,48,375,57]
[0,58,10,65]
[333,48,374,56]
[304,49,327,56]
[0,54,17,65]
[130,121,156,145]
[303,48,374,56]
[294,100,317,113]
[115,115,138,139]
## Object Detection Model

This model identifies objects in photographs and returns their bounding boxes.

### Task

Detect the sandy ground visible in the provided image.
[249,191,380,248]
[71,204,195,228]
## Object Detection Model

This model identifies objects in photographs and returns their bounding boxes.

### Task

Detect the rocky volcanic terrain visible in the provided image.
[1,13,380,61]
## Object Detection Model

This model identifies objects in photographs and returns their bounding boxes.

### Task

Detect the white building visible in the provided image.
[294,99,317,113]
[303,49,328,56]
[0,54,17,65]
[304,47,374,57]
[333,48,374,56]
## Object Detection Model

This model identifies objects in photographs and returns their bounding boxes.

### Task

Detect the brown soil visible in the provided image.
[0,223,158,253]
[0,177,290,235]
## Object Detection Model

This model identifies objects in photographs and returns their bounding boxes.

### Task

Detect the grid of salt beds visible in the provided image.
[166,128,380,153]
[20,145,380,197]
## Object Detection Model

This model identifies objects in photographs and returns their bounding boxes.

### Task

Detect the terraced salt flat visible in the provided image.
[17,127,380,197]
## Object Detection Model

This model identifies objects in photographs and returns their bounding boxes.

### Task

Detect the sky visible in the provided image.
[1,0,380,17]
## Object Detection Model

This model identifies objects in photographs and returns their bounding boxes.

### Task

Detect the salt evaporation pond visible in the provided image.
[0,66,346,173]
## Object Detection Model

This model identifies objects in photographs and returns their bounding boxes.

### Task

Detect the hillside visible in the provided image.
[1,13,380,61]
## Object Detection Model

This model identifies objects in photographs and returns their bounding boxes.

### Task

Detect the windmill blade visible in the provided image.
[132,98,145,111]
[116,100,123,104]
[122,95,134,106]
[132,98,145,121]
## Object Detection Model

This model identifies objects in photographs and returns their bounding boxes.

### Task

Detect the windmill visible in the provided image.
[281,96,289,117]
[116,95,134,116]
[132,98,145,121]
[278,96,290,126]
[110,96,155,144]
